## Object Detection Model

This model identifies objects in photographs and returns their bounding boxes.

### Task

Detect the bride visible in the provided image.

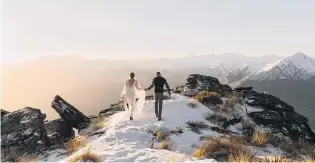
[120,72,146,121]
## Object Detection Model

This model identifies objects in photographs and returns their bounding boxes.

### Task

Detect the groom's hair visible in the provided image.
[130,72,135,79]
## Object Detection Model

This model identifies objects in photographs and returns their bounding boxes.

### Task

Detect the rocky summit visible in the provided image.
[183,74,232,97]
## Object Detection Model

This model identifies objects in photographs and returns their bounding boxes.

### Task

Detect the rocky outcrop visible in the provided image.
[45,118,75,146]
[241,90,295,112]
[99,100,125,117]
[1,107,49,161]
[240,90,315,143]
[183,74,232,97]
[1,109,10,117]
[52,95,90,129]
[184,74,315,143]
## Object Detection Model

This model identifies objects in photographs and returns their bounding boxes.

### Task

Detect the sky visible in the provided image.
[2,0,315,62]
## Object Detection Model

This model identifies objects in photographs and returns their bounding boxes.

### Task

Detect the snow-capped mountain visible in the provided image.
[248,52,315,81]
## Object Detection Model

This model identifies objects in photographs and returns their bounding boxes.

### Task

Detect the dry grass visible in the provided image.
[194,91,222,105]
[227,149,255,162]
[91,117,107,130]
[278,138,315,158]
[16,155,39,162]
[66,135,88,154]
[158,140,170,150]
[300,158,315,162]
[257,156,291,162]
[224,96,241,108]
[187,99,198,108]
[69,147,101,162]
[193,136,253,161]
[251,130,272,146]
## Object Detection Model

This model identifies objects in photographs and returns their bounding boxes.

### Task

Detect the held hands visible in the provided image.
[144,88,148,91]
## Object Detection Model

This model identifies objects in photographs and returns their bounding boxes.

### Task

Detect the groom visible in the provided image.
[145,72,171,121]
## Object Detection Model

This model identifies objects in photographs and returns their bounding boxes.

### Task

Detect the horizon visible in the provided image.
[1,51,314,65]
[2,0,315,62]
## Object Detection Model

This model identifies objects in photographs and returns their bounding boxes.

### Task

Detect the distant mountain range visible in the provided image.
[1,52,314,130]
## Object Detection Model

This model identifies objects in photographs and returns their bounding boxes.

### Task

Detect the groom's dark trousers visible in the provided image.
[154,92,164,118]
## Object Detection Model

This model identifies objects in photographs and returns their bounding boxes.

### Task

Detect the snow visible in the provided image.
[41,94,285,162]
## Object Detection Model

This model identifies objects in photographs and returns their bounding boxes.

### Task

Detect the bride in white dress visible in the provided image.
[120,72,146,121]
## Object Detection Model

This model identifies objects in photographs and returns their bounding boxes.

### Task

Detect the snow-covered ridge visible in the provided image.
[42,94,289,162]
[235,52,315,82]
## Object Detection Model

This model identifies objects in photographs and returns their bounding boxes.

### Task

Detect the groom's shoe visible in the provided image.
[130,117,133,121]
[158,117,162,121]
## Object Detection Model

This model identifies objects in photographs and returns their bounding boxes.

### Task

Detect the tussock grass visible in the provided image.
[278,138,315,158]
[227,149,255,162]
[194,91,222,105]
[66,135,88,154]
[257,156,291,162]
[187,99,198,108]
[69,147,101,162]
[224,96,241,109]
[158,140,170,150]
[251,130,272,146]
[91,117,107,130]
[193,136,254,161]
[16,155,39,162]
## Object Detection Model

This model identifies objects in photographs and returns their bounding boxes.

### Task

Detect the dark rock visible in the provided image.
[234,87,253,92]
[99,100,125,117]
[45,118,74,145]
[145,95,154,100]
[1,109,10,117]
[183,74,232,97]
[239,90,315,143]
[52,95,90,129]
[222,117,242,129]
[1,107,49,160]
[241,90,294,111]
[202,95,223,105]
[248,110,315,143]
[210,127,232,134]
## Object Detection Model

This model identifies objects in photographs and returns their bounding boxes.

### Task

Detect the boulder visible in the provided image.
[1,107,49,160]
[51,95,90,129]
[183,74,232,97]
[240,90,294,111]
[1,109,10,117]
[45,118,75,145]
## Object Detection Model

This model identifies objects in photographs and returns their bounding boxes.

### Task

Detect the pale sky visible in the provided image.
[2,0,315,62]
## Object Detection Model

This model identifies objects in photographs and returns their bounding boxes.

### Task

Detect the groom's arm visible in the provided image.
[164,79,171,94]
[146,78,155,90]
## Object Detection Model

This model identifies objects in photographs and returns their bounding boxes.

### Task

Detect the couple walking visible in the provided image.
[120,72,171,121]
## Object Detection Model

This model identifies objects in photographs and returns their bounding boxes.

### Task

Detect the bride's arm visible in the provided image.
[135,80,141,90]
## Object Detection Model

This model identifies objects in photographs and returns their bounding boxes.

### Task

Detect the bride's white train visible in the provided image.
[120,73,146,120]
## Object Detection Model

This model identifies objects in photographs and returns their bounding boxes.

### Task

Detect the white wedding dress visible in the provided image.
[120,79,146,118]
